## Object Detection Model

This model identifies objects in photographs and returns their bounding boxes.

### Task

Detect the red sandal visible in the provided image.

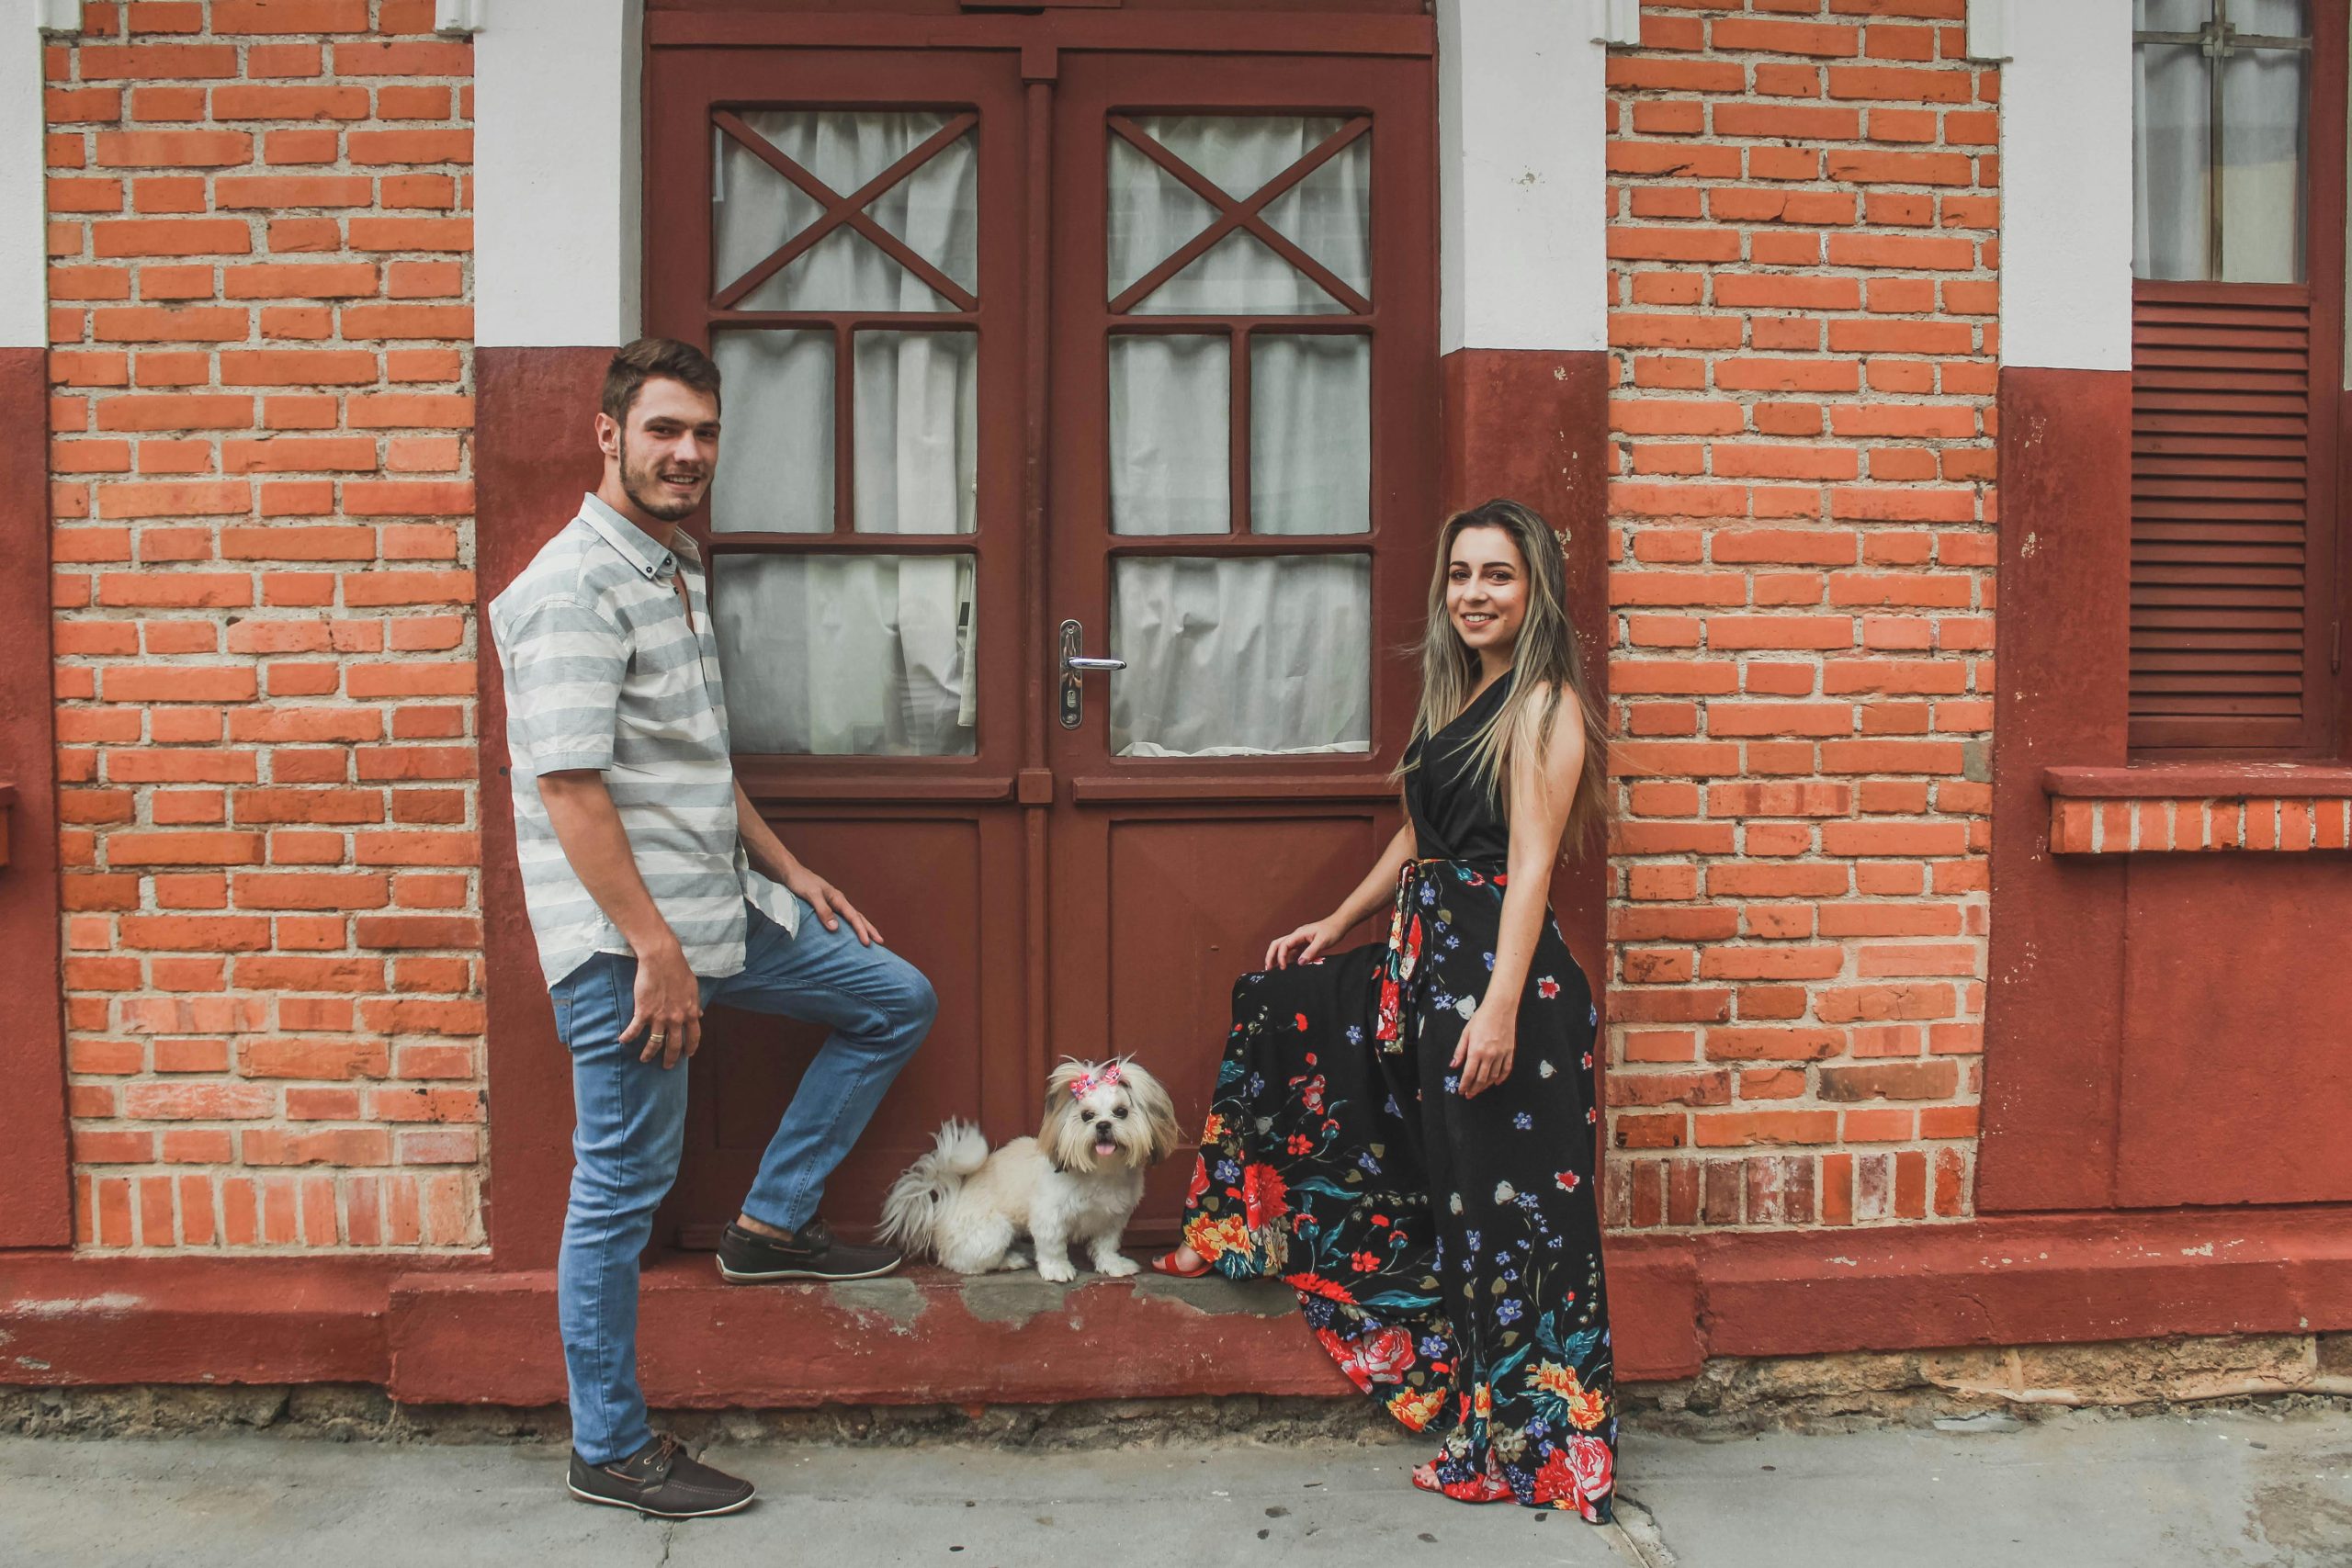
[1150,1249,1211,1278]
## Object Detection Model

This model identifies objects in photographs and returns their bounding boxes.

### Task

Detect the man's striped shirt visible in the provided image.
[488,492,798,987]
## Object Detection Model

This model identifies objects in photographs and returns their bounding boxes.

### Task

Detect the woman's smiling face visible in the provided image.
[1447,525,1527,661]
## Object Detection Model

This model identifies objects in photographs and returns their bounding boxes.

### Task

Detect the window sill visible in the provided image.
[2041,764,2352,855]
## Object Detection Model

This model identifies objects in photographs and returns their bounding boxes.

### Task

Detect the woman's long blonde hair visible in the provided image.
[1397,499,1610,855]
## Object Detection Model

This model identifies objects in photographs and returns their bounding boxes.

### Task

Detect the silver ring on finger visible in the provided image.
[650,1032,667,1046]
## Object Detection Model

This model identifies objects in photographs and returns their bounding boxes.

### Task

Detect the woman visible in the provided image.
[1157,499,1616,1521]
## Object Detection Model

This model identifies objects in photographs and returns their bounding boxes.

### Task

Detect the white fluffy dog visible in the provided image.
[878,1058,1182,1282]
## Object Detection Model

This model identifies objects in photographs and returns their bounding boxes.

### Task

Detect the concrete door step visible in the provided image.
[388,1258,1351,1409]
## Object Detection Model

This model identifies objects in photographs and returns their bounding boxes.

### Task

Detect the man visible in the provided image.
[489,338,935,1518]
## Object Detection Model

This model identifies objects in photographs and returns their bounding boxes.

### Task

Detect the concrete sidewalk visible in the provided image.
[1,1404,2346,1567]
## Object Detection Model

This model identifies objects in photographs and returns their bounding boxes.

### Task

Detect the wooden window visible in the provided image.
[2128,0,2347,754]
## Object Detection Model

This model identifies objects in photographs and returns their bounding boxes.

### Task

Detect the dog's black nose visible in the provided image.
[1095,1120,1113,1137]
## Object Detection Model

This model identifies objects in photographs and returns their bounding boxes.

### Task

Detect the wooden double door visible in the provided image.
[644,26,1436,1244]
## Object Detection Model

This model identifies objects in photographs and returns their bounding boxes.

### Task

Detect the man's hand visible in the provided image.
[733,780,881,945]
[623,937,701,1068]
[783,864,883,946]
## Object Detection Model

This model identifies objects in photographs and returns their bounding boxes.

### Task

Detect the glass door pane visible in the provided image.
[710,330,832,535]
[1109,556,1371,757]
[715,554,977,756]
[1110,334,1228,534]
[1106,116,1373,314]
[1250,334,1369,536]
[713,109,978,311]
[854,331,978,535]
[2219,33,2308,282]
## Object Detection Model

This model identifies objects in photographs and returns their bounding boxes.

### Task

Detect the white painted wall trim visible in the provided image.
[1998,0,2133,371]
[1964,0,2012,63]
[3,1,60,348]
[473,0,642,348]
[435,0,487,35]
[1595,0,1642,50]
[1435,0,1611,355]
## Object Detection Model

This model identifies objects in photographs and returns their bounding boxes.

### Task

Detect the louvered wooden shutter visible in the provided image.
[2128,282,2335,752]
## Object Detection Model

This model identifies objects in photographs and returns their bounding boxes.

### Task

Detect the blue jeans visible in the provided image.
[548,898,935,1463]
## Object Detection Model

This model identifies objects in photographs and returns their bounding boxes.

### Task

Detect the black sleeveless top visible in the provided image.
[1403,672,1513,863]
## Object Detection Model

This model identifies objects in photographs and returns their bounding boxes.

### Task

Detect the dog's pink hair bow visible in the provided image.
[1069,1063,1124,1101]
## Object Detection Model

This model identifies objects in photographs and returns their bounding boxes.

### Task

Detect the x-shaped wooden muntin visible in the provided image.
[710,109,981,313]
[1106,114,1373,317]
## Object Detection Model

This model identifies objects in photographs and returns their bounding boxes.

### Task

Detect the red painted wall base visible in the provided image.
[0,345,71,1248]
[10,1207,2351,1401]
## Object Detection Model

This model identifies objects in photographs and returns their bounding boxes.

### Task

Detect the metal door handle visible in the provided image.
[1058,619,1123,729]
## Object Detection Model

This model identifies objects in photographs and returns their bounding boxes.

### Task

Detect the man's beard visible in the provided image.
[617,434,709,523]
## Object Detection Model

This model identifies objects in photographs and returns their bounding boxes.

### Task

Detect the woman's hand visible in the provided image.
[1264,915,1348,971]
[1453,1001,1517,1098]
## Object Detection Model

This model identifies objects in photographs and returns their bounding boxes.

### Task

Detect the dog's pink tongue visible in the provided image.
[1094,1140,1118,1158]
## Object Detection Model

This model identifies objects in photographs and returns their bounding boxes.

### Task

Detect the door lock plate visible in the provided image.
[1059,620,1084,729]
[1057,619,1123,729]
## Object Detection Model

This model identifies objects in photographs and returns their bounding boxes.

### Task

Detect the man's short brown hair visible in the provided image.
[602,337,723,425]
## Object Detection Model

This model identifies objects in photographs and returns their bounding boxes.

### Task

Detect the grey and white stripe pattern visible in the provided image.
[489,493,799,987]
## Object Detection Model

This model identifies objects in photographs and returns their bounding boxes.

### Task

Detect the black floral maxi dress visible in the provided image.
[1178,672,1617,1521]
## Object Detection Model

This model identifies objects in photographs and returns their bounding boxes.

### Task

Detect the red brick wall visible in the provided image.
[46,0,482,1250]
[1600,0,1997,1229]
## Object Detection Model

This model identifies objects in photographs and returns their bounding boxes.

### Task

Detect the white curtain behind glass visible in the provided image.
[2132,1,2308,283]
[2132,35,2209,279]
[708,112,980,755]
[715,554,976,757]
[1106,117,1369,313]
[1252,334,1370,536]
[1112,557,1371,758]
[2217,7,2308,283]
[1101,117,1375,757]
[1110,334,1229,534]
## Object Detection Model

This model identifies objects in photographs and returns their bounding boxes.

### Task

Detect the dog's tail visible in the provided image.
[876,1119,989,1260]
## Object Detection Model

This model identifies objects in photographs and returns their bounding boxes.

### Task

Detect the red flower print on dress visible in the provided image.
[1295,1012,1309,1032]
[1375,974,1402,1043]
[1241,1163,1289,1231]
[1292,1073,1328,1115]
[1566,1435,1613,1502]
[1537,976,1560,999]
[1283,1271,1358,1305]
[1531,1448,1579,1507]
[1312,1325,1374,1393]
[1184,1156,1210,1205]
[1353,1325,1417,1384]
[1554,1170,1581,1193]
